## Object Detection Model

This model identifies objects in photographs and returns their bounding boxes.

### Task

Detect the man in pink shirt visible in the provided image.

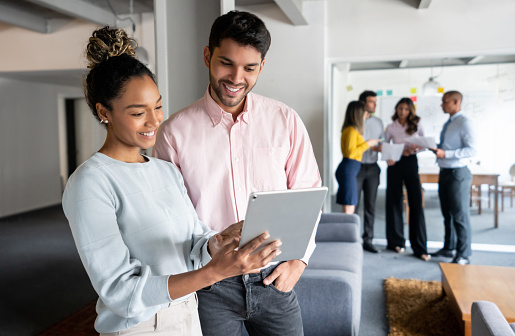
[154,10,321,336]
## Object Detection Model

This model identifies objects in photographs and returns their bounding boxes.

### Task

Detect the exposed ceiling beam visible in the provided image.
[25,0,118,27]
[399,60,409,68]
[0,2,50,33]
[467,56,484,65]
[418,0,432,9]
[274,0,308,26]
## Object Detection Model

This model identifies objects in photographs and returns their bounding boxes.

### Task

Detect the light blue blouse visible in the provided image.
[62,153,216,333]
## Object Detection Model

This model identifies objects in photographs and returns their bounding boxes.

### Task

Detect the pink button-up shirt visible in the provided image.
[154,89,322,261]
[385,119,425,148]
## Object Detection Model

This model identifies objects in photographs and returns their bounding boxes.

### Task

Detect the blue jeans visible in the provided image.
[197,264,304,336]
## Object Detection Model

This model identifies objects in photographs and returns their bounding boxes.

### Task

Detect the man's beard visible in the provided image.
[209,72,253,108]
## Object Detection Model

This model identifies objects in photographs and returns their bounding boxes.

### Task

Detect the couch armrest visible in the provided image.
[295,269,361,336]
[472,301,515,336]
[315,213,360,243]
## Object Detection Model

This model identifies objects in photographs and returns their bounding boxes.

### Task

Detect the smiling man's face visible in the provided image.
[204,38,265,115]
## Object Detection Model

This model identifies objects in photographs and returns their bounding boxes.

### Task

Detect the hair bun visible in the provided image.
[87,26,137,68]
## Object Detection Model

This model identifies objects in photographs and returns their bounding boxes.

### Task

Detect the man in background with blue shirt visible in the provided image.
[431,91,477,265]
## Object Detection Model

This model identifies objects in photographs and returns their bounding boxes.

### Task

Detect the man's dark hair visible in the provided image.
[208,10,271,60]
[444,90,463,103]
[358,90,377,103]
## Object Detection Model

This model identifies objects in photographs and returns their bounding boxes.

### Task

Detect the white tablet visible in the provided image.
[239,187,328,262]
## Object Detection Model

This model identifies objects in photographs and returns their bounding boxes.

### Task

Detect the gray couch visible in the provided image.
[241,213,363,336]
[472,301,515,336]
[295,213,363,336]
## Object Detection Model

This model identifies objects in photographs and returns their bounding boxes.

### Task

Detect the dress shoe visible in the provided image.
[430,248,454,258]
[452,256,470,265]
[363,242,379,253]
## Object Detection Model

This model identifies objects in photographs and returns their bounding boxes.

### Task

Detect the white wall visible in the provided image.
[154,0,221,118]
[74,98,106,168]
[0,77,82,218]
[0,20,93,71]
[238,2,326,171]
[326,0,515,62]
[0,16,155,72]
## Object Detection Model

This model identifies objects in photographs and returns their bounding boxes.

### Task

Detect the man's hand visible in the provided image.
[208,221,243,256]
[370,144,382,152]
[263,259,306,292]
[435,148,445,158]
[387,159,396,166]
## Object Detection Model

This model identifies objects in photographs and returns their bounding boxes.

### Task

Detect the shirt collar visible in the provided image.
[203,86,251,126]
[449,110,463,121]
[393,119,406,128]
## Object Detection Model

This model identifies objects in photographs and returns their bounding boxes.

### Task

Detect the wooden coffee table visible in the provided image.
[440,263,515,336]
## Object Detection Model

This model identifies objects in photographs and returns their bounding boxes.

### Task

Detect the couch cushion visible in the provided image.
[307,242,363,275]
[316,222,360,243]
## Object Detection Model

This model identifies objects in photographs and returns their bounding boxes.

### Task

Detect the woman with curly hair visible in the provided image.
[62,26,280,335]
[384,97,430,261]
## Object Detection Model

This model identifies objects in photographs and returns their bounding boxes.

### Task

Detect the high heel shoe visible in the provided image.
[394,246,405,253]
[418,254,431,261]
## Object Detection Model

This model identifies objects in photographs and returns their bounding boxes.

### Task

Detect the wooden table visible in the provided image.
[440,263,515,336]
[419,171,500,228]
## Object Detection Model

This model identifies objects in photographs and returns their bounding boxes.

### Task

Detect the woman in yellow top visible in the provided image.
[336,101,381,214]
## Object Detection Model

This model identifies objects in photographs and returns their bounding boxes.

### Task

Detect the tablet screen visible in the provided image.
[239,187,327,262]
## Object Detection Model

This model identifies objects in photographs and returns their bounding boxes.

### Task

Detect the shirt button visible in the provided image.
[270,149,275,154]
[235,157,239,162]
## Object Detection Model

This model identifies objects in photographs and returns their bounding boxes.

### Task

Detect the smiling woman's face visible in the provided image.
[98,75,163,154]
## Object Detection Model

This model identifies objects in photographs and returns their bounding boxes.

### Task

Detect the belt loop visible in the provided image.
[154,308,162,331]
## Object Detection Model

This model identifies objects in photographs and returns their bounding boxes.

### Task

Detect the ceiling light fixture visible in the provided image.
[422,60,443,96]
[422,76,441,96]
[106,0,151,69]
